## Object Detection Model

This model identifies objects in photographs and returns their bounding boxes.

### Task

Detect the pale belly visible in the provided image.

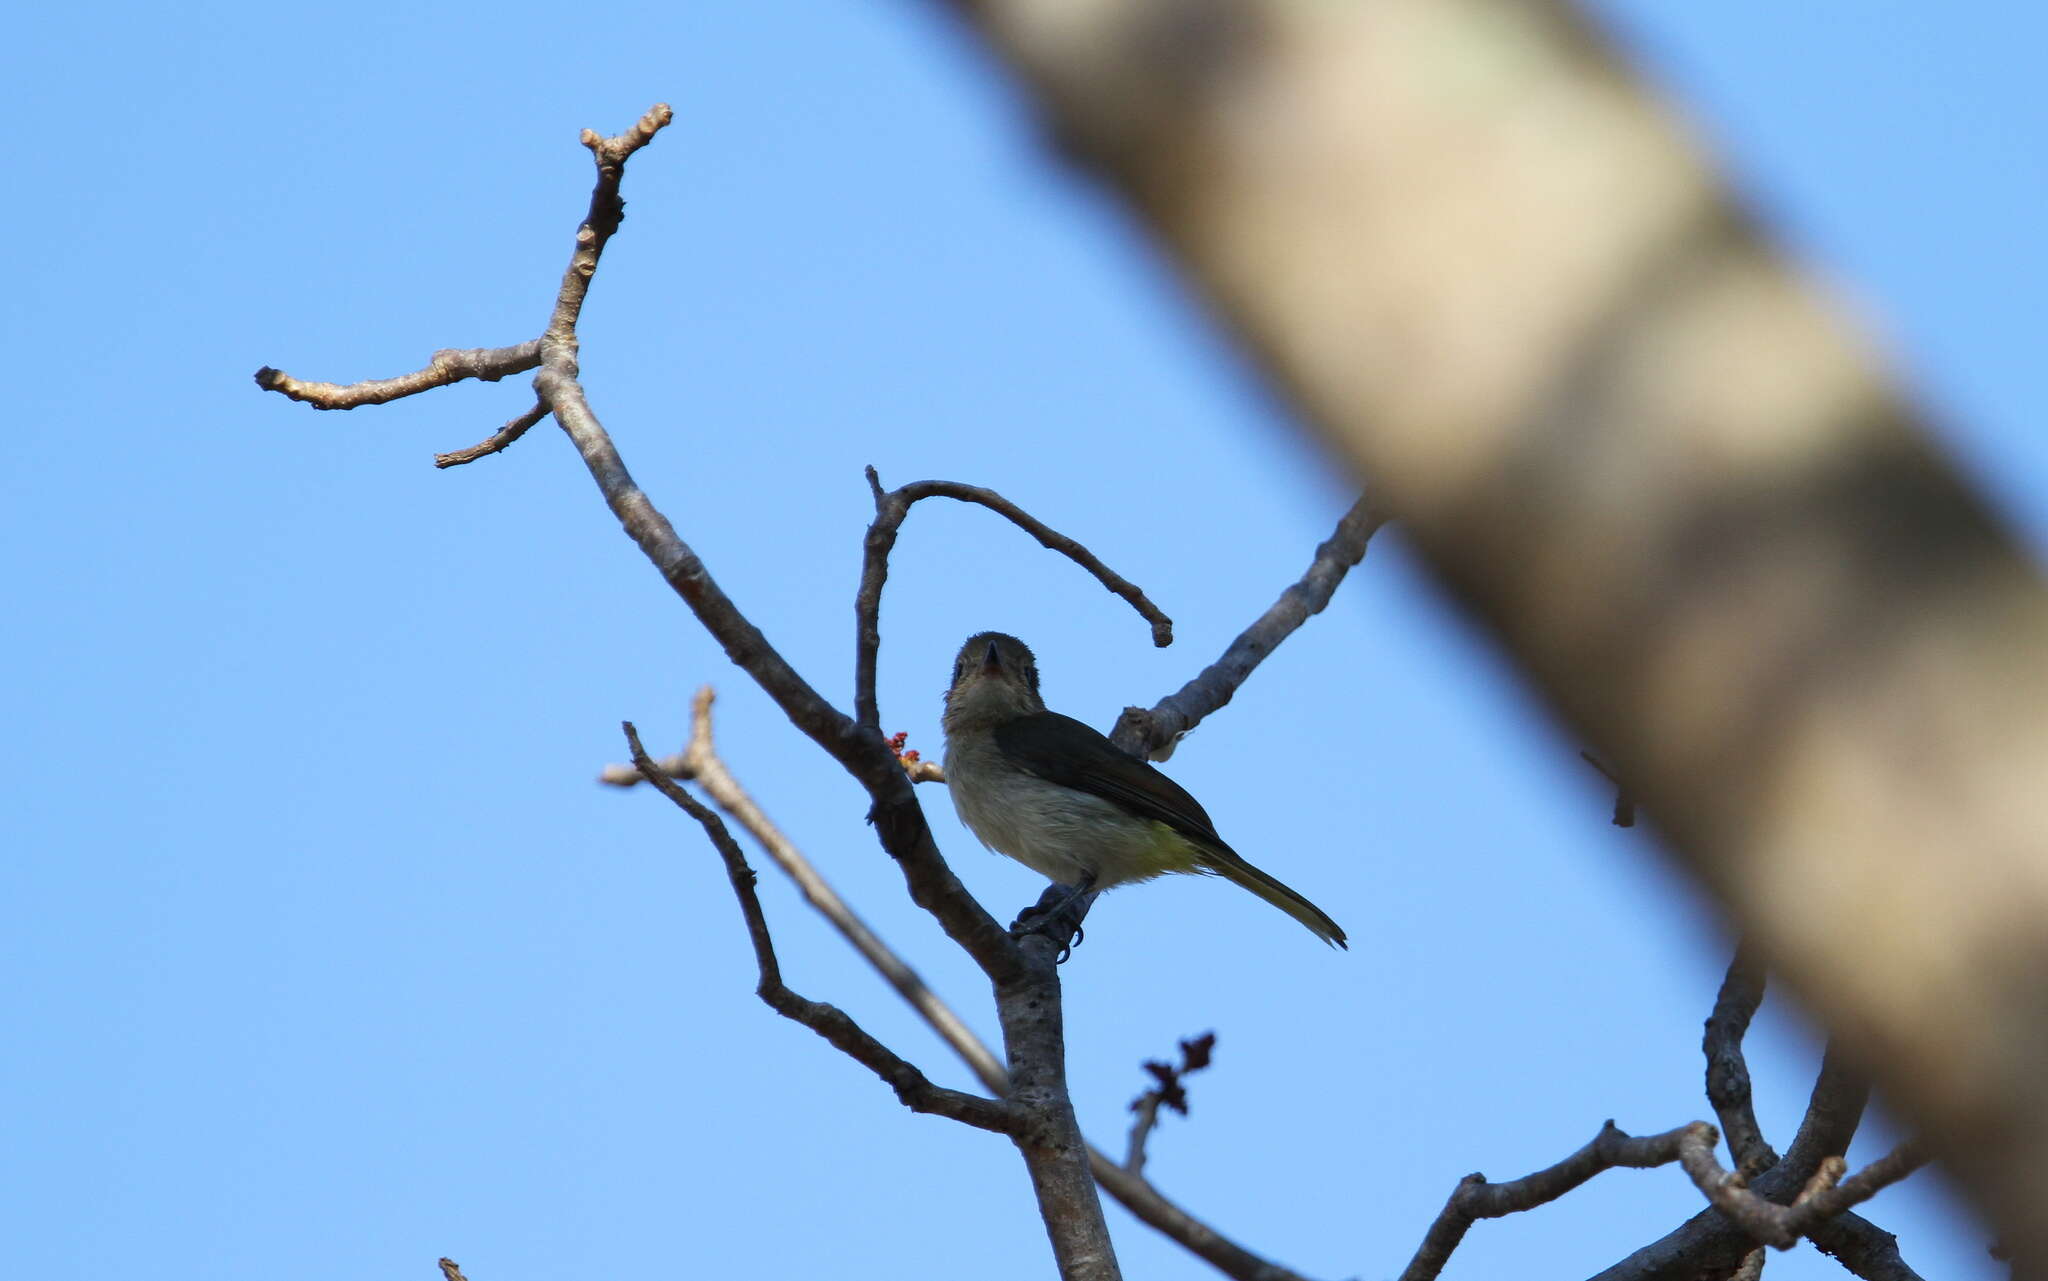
[943,739,1197,887]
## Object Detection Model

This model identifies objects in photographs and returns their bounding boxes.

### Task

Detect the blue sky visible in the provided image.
[3,3,2039,1279]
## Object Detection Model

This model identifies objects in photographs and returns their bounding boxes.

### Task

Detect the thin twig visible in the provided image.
[1124,1032,1215,1175]
[1110,493,1386,760]
[1089,1154,1315,1281]
[624,720,1014,1134]
[599,752,688,787]
[854,466,1174,730]
[254,340,542,409]
[1823,1141,1931,1219]
[1594,1047,1915,1281]
[600,736,944,787]
[1676,1132,1928,1251]
[1399,1121,1708,1281]
[435,401,548,468]
[658,691,1011,1096]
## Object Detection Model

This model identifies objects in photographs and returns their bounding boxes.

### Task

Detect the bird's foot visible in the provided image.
[1010,881,1096,963]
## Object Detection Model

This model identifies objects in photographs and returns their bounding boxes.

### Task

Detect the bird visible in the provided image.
[940,631,1347,948]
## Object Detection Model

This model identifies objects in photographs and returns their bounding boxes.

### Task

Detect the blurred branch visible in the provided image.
[1111,492,1385,759]
[855,466,1174,731]
[932,0,2048,1263]
[599,751,688,787]
[623,719,1015,1134]
[437,1260,469,1281]
[1124,1031,1215,1175]
[1578,751,1638,828]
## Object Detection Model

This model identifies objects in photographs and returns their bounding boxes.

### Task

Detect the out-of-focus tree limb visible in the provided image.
[934,0,2048,1263]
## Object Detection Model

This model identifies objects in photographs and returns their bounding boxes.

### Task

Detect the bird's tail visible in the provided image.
[1204,852,1347,949]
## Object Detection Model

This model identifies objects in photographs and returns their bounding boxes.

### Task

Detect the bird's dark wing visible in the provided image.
[992,712,1230,851]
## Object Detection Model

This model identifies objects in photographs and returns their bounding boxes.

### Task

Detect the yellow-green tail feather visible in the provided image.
[1205,852,1347,949]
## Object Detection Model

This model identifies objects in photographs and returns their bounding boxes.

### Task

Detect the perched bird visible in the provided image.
[941,631,1347,948]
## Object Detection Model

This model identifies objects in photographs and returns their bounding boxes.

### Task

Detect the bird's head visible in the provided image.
[943,631,1045,731]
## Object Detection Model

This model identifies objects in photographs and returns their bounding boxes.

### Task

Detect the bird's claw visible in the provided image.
[1010,882,1093,962]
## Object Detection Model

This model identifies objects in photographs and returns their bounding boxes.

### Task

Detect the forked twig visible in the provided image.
[854,467,1174,730]
[623,719,1014,1133]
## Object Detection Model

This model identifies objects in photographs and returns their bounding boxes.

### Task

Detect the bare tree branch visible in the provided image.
[1798,1219,1922,1281]
[255,104,1019,982]
[1109,492,1386,759]
[1823,1143,1932,1224]
[1399,1121,1708,1281]
[1704,940,1777,1176]
[600,731,946,788]
[855,466,1174,731]
[1594,1048,1914,1281]
[435,401,548,468]
[1123,1031,1215,1176]
[1088,1154,1317,1281]
[1594,1152,1920,1277]
[598,752,690,787]
[254,340,542,409]
[1778,1045,1869,1176]
[1691,955,1924,1280]
[655,690,1010,1095]
[1404,1118,1923,1281]
[1675,1134,1929,1253]
[1406,945,1918,1281]
[623,720,1015,1134]
[437,1259,469,1281]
